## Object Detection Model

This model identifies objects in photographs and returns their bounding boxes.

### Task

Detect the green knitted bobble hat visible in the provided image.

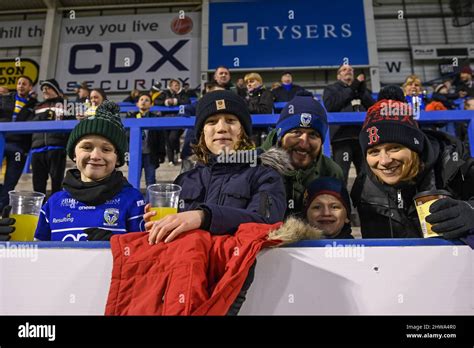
[67,100,128,167]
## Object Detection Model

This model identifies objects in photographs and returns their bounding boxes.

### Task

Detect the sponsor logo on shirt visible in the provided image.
[52,213,74,224]
[104,208,119,226]
[78,205,96,210]
[137,200,145,207]
[105,198,121,205]
[60,198,77,209]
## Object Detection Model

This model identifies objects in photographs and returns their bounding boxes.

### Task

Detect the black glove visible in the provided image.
[0,205,16,242]
[84,228,113,241]
[426,198,474,239]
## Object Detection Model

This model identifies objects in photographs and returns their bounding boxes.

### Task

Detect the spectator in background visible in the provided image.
[80,88,107,120]
[0,86,10,95]
[123,89,140,103]
[261,93,344,217]
[428,83,457,110]
[465,97,474,110]
[75,82,90,103]
[31,79,74,196]
[271,72,304,102]
[323,64,375,185]
[150,82,163,105]
[156,79,190,165]
[236,78,247,98]
[271,82,281,91]
[213,66,236,92]
[304,177,354,239]
[244,72,273,146]
[351,98,474,240]
[402,75,427,116]
[0,76,37,210]
[455,66,474,98]
[183,83,198,99]
[35,101,144,241]
[126,92,165,187]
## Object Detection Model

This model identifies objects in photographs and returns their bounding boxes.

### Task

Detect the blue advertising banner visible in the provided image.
[208,0,369,69]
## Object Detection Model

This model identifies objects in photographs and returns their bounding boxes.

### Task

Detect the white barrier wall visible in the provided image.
[0,242,472,315]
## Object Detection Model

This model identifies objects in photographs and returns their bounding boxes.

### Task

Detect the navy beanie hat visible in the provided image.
[195,90,252,140]
[303,177,351,216]
[276,93,328,143]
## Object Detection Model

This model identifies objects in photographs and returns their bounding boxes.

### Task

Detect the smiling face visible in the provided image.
[203,113,242,155]
[16,77,32,98]
[90,90,104,106]
[281,128,322,169]
[366,143,418,185]
[306,194,349,238]
[74,135,117,182]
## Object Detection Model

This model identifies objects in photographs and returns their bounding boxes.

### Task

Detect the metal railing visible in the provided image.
[1,110,473,189]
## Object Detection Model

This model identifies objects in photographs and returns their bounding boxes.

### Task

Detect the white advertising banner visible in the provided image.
[55,13,200,93]
[0,20,45,48]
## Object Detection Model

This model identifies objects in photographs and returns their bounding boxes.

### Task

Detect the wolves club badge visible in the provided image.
[216,99,226,110]
[104,208,119,226]
[300,113,312,127]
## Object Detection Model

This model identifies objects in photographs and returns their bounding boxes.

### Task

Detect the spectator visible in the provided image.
[150,82,162,105]
[271,72,304,102]
[402,74,427,116]
[179,82,225,174]
[465,97,474,110]
[304,177,354,239]
[75,82,90,103]
[34,101,144,241]
[80,88,107,120]
[236,78,247,98]
[244,72,273,114]
[31,79,73,196]
[428,83,457,110]
[156,79,190,165]
[271,82,281,91]
[455,66,474,98]
[213,66,236,92]
[323,64,375,185]
[126,92,165,186]
[143,90,287,314]
[261,93,344,217]
[351,98,474,239]
[0,76,37,210]
[123,89,140,103]
[183,83,198,99]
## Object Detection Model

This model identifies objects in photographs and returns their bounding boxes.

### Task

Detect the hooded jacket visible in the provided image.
[351,130,474,238]
[155,88,190,106]
[260,129,344,217]
[174,148,289,234]
[105,217,323,316]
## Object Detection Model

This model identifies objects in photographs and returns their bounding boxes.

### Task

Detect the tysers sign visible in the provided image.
[208,0,369,69]
[56,13,200,92]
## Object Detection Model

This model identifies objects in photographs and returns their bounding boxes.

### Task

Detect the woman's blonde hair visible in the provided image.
[191,126,255,164]
[402,74,422,90]
[244,72,263,85]
[372,147,423,184]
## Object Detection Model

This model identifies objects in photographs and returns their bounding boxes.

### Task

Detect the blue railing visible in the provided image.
[1,110,473,189]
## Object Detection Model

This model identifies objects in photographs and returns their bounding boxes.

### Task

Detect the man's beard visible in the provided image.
[287,145,319,169]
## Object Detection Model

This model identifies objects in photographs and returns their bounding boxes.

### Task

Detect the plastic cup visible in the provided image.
[147,184,182,221]
[8,191,45,241]
[414,190,451,238]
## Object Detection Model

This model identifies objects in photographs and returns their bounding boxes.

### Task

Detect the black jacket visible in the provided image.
[0,92,37,152]
[155,89,190,106]
[126,111,166,168]
[31,97,74,149]
[323,80,375,142]
[351,130,474,238]
[246,87,273,114]
[271,84,305,102]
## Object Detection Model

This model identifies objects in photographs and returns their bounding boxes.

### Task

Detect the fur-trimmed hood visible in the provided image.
[258,147,294,176]
[267,216,324,246]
